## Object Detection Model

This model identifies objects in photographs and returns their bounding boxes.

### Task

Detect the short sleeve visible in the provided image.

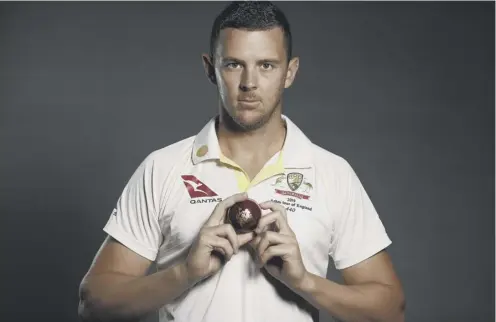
[329,161,392,270]
[103,154,163,261]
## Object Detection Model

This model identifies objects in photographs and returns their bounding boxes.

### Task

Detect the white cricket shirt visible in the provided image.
[103,115,392,322]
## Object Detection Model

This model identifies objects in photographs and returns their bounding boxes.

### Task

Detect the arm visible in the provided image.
[77,153,188,321]
[78,236,190,322]
[253,201,405,322]
[295,250,405,322]
[308,159,405,321]
[254,161,405,321]
[79,193,254,322]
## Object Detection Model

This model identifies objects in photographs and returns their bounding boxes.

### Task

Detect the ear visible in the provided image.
[284,56,300,89]
[202,54,217,85]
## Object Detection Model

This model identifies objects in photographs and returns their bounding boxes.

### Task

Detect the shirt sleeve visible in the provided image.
[329,160,392,270]
[103,153,164,261]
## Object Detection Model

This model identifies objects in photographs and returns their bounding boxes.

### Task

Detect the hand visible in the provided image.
[185,192,255,286]
[250,201,308,290]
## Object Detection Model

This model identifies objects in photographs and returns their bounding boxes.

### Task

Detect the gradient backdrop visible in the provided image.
[0,1,494,322]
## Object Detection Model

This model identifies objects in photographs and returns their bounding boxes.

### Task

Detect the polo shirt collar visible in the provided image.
[191,115,313,169]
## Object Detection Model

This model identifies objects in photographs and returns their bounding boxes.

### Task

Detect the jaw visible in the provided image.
[219,101,282,133]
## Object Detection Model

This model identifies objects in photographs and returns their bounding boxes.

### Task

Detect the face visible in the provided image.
[203,27,299,131]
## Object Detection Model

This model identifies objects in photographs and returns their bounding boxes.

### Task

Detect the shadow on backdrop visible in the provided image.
[0,2,494,322]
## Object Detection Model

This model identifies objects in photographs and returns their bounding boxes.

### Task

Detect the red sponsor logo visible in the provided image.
[181,175,218,198]
[275,189,310,200]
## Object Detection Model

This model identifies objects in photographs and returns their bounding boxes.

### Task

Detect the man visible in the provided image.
[78,2,405,322]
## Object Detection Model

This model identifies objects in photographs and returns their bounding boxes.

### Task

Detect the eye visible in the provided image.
[226,62,241,69]
[261,62,274,70]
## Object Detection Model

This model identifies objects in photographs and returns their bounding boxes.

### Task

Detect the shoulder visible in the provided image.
[310,143,354,178]
[127,135,196,189]
[141,135,196,170]
[307,142,361,212]
[128,136,196,214]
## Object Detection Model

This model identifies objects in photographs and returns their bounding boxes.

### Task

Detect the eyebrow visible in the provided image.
[221,57,282,64]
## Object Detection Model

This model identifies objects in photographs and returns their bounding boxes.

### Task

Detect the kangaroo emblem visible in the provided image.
[301,182,313,193]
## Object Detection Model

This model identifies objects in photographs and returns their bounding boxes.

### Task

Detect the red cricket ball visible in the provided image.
[226,198,262,233]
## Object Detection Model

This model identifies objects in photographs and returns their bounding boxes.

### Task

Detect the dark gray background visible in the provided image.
[0,1,494,322]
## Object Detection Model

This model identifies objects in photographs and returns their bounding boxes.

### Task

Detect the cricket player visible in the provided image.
[78,2,405,322]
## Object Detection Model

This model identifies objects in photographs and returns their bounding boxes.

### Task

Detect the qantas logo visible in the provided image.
[181,175,217,197]
[181,175,222,204]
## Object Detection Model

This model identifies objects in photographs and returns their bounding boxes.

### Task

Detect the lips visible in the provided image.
[237,100,260,110]
[238,96,260,102]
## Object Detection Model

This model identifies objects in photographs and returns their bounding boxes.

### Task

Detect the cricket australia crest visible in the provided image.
[287,172,304,191]
[272,172,313,200]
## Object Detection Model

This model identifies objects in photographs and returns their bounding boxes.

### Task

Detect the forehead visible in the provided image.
[215,27,286,61]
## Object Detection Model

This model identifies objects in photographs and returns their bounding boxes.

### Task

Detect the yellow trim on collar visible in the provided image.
[219,152,285,192]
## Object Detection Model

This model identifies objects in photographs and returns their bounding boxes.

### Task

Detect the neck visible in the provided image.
[217,112,286,161]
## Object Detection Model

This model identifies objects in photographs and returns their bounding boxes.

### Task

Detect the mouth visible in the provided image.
[237,100,260,108]
[238,99,260,103]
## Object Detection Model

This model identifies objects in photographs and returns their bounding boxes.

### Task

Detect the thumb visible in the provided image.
[248,234,262,249]
[238,231,255,246]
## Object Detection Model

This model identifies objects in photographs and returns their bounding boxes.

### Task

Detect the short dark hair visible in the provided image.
[209,1,292,61]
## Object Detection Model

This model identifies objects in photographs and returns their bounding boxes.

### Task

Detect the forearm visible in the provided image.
[79,262,190,321]
[295,272,405,322]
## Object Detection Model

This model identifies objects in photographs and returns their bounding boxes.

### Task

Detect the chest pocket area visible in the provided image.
[166,195,222,251]
[285,200,331,272]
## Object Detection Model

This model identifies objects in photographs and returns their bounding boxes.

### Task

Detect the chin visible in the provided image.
[221,101,276,132]
[234,116,265,131]
[226,109,267,132]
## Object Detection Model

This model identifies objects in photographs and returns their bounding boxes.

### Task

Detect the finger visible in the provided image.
[259,201,290,230]
[257,231,293,256]
[259,201,287,215]
[208,236,235,261]
[254,211,281,234]
[257,231,278,256]
[252,234,262,247]
[247,233,262,251]
[210,224,239,253]
[254,211,291,235]
[205,192,248,227]
[254,211,276,235]
[260,244,292,266]
[238,231,255,246]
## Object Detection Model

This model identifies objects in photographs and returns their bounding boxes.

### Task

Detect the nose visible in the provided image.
[239,68,257,92]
